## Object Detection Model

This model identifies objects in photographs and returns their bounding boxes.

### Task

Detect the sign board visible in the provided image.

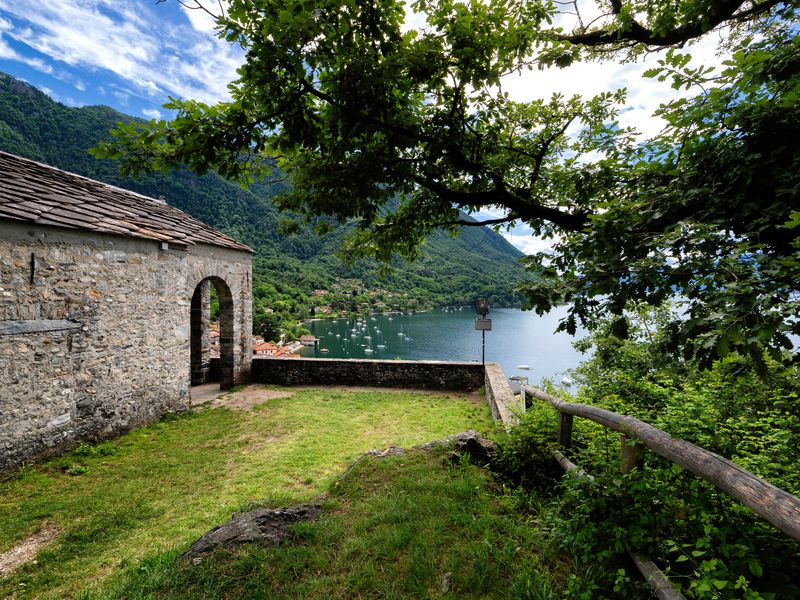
[475,318,492,331]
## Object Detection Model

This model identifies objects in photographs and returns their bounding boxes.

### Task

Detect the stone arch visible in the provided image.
[190,276,235,389]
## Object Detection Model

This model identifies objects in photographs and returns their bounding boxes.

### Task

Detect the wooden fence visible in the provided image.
[523,386,800,599]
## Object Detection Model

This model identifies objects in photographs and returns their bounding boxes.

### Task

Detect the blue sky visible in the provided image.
[0,0,241,120]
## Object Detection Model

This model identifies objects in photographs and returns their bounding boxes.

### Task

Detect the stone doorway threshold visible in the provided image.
[190,382,226,406]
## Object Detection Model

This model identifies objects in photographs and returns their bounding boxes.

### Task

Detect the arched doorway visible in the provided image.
[190,276,235,389]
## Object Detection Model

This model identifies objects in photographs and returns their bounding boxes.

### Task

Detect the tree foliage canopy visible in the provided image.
[93,0,800,365]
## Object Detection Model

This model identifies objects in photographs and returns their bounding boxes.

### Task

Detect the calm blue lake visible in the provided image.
[297,306,589,384]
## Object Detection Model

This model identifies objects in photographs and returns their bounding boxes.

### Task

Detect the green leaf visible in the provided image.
[748,560,763,578]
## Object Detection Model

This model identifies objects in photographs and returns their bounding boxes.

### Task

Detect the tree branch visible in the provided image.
[411,176,589,231]
[559,0,780,48]
[433,215,519,228]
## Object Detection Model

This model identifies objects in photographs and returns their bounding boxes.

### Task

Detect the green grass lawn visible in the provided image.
[0,386,494,599]
[92,448,568,600]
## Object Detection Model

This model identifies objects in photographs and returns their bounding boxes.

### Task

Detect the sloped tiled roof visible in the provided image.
[0,151,252,253]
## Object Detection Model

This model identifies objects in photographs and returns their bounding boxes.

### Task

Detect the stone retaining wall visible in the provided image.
[250,357,484,390]
[484,362,524,428]
[0,222,251,473]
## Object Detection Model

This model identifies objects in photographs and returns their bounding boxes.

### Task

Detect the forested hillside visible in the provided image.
[0,72,526,337]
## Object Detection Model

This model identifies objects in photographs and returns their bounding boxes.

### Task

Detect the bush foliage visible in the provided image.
[496,306,800,598]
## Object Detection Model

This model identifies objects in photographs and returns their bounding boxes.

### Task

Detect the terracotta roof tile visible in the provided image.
[0,151,252,253]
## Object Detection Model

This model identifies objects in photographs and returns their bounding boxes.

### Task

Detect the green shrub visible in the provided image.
[496,306,800,598]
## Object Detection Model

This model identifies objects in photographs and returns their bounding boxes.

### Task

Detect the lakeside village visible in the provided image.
[238,276,482,358]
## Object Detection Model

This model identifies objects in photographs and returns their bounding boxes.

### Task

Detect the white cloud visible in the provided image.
[0,0,243,106]
[180,0,228,33]
[509,233,554,256]
[500,33,725,141]
[0,37,56,74]
[400,4,428,34]
[471,208,560,255]
[113,89,130,106]
[0,35,18,59]
[142,108,162,120]
[473,206,508,221]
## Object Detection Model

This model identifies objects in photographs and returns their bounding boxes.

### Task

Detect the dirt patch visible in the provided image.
[210,386,294,411]
[237,433,289,454]
[0,522,61,576]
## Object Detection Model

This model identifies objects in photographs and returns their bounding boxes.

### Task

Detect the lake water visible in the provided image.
[297,306,589,384]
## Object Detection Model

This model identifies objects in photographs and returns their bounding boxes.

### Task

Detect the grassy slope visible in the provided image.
[95,449,570,600]
[0,387,493,599]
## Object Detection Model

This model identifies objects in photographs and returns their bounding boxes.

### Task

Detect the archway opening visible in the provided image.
[190,276,235,389]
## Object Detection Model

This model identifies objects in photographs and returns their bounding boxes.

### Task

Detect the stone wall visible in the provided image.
[186,246,253,389]
[0,221,251,473]
[484,362,524,429]
[250,357,485,390]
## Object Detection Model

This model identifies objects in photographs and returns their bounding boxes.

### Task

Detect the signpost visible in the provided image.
[475,299,491,364]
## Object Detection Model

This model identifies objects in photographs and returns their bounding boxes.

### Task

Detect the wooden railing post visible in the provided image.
[621,434,643,474]
[558,412,573,449]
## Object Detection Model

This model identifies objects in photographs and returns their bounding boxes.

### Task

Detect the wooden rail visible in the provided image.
[524,386,800,542]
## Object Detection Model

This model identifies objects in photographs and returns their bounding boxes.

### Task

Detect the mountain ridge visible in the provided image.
[0,71,526,337]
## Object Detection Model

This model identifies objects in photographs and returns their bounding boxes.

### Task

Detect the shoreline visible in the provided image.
[303,305,524,326]
[302,305,523,326]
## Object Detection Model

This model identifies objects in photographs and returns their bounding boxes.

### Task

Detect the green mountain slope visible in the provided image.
[0,72,525,336]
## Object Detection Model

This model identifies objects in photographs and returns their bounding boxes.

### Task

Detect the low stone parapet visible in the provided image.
[484,362,524,428]
[250,357,484,390]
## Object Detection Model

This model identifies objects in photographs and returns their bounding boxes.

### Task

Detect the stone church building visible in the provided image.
[0,151,253,473]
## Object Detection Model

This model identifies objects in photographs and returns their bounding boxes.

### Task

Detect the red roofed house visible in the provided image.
[300,334,317,346]
[0,151,253,473]
[253,341,278,355]
[272,346,300,358]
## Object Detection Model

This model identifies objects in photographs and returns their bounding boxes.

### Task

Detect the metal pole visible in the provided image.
[482,330,485,364]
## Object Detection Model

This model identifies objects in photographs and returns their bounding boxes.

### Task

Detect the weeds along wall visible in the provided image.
[0,221,252,474]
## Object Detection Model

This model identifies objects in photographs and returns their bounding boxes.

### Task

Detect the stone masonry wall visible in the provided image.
[187,245,252,388]
[0,221,251,473]
[484,362,524,429]
[251,357,484,390]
